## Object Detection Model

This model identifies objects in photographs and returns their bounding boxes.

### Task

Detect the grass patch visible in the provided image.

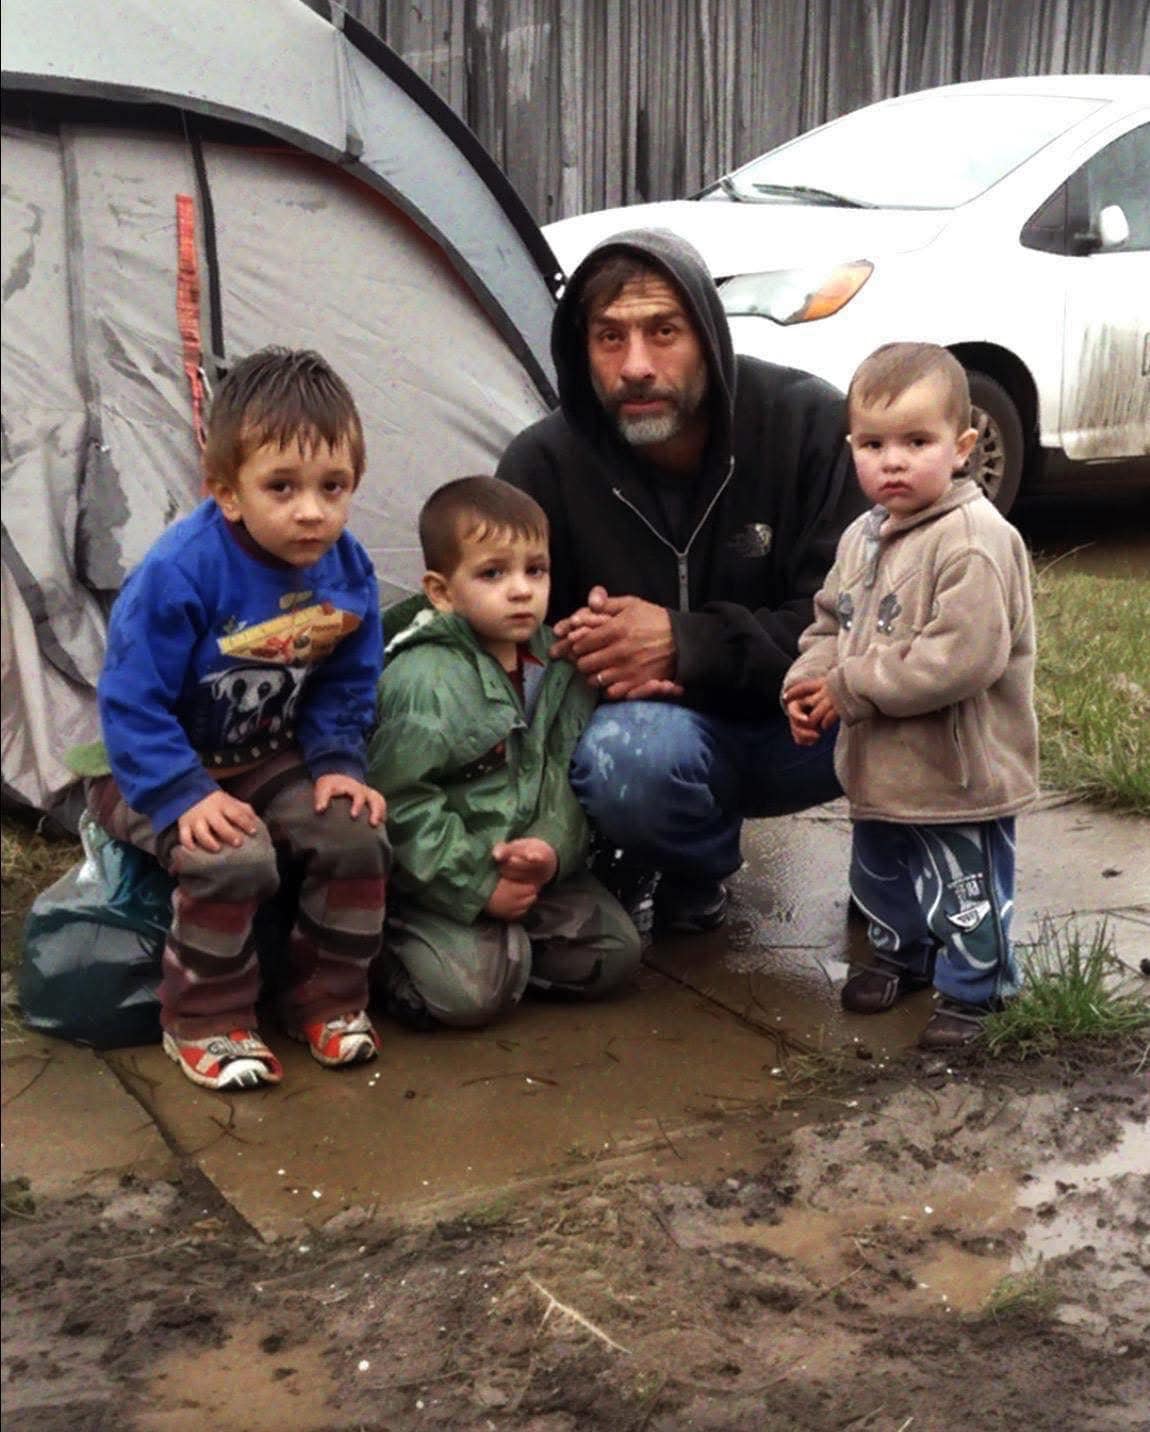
[776,1041,853,1093]
[982,1264,1058,1321]
[984,917,1150,1057]
[1,814,81,975]
[1032,563,1150,813]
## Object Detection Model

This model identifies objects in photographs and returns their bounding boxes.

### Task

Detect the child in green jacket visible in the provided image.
[367,476,641,1027]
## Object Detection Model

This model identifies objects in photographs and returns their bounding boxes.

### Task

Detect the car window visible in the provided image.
[1077,123,1150,251]
[724,95,1104,209]
[1023,123,1150,255]
[1020,183,1069,255]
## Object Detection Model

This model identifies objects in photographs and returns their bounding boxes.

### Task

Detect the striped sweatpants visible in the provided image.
[87,752,390,1038]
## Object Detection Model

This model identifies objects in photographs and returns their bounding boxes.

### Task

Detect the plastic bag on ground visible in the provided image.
[18,813,173,1048]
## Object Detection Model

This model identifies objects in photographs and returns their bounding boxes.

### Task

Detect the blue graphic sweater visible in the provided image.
[98,500,382,833]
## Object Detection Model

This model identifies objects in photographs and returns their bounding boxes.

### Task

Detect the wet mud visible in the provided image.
[4,652,1147,1429]
[4,1051,1147,1431]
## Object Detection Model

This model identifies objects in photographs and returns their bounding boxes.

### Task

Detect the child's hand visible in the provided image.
[784,677,840,746]
[313,775,387,825]
[492,837,558,887]
[805,679,841,733]
[785,709,818,747]
[178,790,259,854]
[485,875,539,921]
[783,681,823,747]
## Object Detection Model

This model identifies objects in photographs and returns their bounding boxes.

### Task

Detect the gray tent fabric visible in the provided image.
[1,0,558,817]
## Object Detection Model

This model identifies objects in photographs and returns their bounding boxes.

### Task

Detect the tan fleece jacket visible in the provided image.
[785,480,1039,824]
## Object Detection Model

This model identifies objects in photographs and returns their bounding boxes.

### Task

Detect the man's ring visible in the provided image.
[595,673,604,688]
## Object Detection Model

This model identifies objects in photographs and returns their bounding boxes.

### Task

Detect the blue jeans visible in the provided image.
[570,701,840,881]
[849,818,1021,1007]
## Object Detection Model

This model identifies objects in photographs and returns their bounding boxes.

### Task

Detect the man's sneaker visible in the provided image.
[289,1011,380,1067]
[656,878,729,934]
[620,868,660,946]
[588,837,660,947]
[918,997,994,1050]
[841,957,932,1014]
[162,1029,284,1091]
[376,959,440,1032]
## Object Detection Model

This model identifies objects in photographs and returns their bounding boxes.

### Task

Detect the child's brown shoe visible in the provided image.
[841,957,931,1014]
[917,998,992,1050]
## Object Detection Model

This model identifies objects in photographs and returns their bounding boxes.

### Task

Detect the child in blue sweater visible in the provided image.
[90,348,389,1090]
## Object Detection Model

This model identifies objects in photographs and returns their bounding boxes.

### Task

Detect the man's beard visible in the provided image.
[616,408,682,446]
[594,372,707,449]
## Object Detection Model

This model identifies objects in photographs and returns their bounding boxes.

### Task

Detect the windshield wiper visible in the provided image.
[718,175,746,202]
[747,182,874,208]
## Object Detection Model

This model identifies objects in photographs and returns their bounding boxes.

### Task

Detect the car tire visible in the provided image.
[964,370,1024,514]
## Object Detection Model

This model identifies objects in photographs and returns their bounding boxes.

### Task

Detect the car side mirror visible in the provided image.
[1097,204,1130,250]
[1072,203,1131,255]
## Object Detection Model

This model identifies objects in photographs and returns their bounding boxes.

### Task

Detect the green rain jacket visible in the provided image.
[367,602,596,925]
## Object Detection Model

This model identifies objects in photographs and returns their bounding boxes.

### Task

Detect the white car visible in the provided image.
[544,76,1150,512]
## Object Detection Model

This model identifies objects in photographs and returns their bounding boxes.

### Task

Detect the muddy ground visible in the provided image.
[4,1044,1147,1432]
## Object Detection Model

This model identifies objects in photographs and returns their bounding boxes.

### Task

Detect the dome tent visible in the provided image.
[1,0,561,820]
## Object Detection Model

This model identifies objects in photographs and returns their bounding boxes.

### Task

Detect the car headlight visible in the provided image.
[720,260,873,324]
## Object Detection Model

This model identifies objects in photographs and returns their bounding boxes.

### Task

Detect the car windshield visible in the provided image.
[719,94,1104,209]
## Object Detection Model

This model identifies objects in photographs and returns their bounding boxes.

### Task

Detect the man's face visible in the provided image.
[586,274,708,448]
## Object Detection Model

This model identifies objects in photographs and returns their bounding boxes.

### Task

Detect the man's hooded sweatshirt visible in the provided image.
[496,228,864,717]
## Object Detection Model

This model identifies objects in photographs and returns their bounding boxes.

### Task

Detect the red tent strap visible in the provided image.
[175,193,207,456]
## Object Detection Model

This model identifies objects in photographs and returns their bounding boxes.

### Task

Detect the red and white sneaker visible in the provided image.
[162,1029,283,1090]
[289,1011,380,1068]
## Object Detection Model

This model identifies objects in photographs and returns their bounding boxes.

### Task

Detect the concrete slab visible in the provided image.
[653,799,1149,1029]
[10,796,1142,1246]
[648,805,928,1058]
[104,967,800,1240]
[2,1023,176,1196]
[1013,798,1149,970]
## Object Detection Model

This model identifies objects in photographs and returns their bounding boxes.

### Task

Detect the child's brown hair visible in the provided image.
[418,476,549,575]
[847,342,972,432]
[203,347,366,486]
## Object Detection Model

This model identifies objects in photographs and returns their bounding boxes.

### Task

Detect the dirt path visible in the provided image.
[4,1047,1146,1431]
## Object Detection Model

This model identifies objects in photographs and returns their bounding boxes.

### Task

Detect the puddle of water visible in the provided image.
[138,1325,337,1431]
[1016,1121,1149,1271]
[697,1121,1148,1317]
[653,815,930,1059]
[911,1244,1010,1314]
[703,1168,1019,1311]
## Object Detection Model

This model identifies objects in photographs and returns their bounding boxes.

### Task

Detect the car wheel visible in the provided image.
[964,371,1024,514]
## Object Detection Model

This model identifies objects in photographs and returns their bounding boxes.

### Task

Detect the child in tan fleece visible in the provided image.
[784,343,1038,1050]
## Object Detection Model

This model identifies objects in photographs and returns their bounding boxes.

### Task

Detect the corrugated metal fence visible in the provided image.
[345,0,1150,224]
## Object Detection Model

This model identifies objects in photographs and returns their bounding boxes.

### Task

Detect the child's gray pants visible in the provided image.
[380,870,641,1027]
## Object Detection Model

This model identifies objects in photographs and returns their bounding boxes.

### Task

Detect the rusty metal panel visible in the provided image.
[345,0,1150,223]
